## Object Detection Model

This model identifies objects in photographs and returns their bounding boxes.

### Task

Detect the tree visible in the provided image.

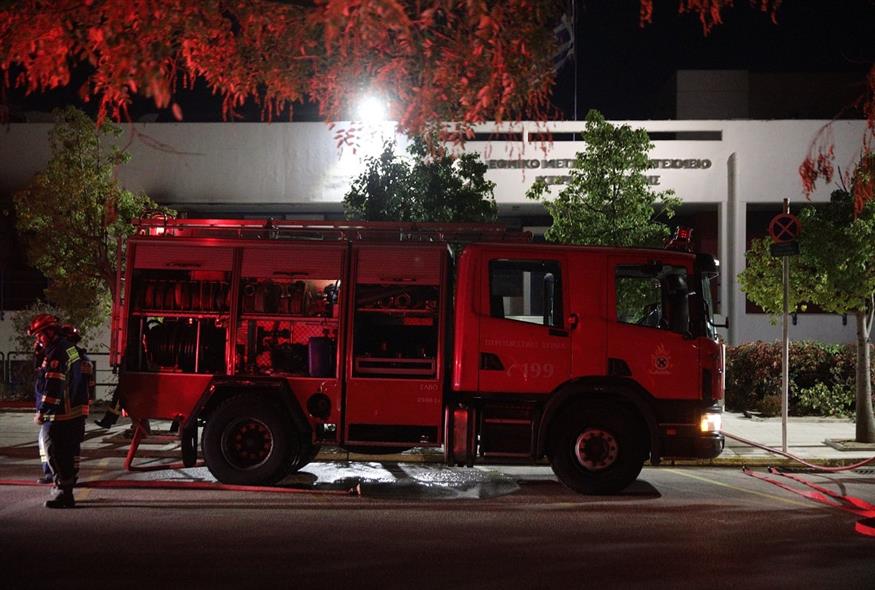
[738,162,875,442]
[343,136,497,223]
[13,106,164,339]
[0,0,563,138]
[527,109,680,247]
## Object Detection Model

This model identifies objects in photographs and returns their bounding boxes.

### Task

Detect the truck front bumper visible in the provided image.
[659,427,725,460]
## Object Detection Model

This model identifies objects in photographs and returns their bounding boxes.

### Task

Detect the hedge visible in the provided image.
[725,340,875,417]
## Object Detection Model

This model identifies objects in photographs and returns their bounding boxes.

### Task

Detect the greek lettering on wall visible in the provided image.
[485,157,712,188]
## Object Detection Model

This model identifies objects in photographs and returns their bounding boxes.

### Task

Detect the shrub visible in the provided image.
[757,394,782,417]
[725,340,873,417]
[795,383,855,417]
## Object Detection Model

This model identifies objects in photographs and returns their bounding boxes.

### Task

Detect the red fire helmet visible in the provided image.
[28,313,60,336]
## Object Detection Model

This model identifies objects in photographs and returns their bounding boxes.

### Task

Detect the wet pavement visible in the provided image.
[1,408,874,498]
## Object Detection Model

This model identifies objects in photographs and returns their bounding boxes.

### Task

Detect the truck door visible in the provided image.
[606,257,700,399]
[478,254,571,394]
[343,244,447,448]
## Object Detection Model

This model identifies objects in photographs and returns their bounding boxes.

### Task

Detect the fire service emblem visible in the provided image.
[650,344,671,375]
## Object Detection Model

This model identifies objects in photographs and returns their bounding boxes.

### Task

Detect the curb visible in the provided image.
[0,402,34,410]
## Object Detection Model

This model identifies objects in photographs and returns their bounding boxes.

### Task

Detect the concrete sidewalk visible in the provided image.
[713,411,875,467]
[1,408,874,471]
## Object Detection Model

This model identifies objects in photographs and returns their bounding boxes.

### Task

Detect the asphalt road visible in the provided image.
[1,463,873,590]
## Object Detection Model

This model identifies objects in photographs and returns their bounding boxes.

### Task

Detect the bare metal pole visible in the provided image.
[781,198,790,453]
[572,1,578,121]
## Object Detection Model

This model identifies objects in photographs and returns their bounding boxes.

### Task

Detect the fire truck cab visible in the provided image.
[112,217,723,494]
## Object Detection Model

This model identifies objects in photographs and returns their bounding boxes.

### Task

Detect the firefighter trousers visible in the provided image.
[46,417,85,491]
[38,422,53,476]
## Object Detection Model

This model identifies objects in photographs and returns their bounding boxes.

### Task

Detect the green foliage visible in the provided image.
[13,106,166,341]
[798,189,875,316]
[343,136,497,223]
[739,189,875,319]
[725,340,872,417]
[796,383,855,418]
[736,237,811,321]
[526,109,680,247]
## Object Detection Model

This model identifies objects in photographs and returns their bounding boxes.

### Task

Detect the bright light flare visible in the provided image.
[356,95,388,122]
[700,412,722,433]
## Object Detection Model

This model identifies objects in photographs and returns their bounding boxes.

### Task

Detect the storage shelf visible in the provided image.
[131,310,228,319]
[356,308,435,314]
[240,313,337,322]
[353,356,436,376]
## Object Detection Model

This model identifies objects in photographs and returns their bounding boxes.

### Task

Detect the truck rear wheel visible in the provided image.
[549,404,646,495]
[203,395,297,485]
[290,442,321,471]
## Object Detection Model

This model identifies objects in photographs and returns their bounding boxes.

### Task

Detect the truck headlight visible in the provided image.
[700,412,722,433]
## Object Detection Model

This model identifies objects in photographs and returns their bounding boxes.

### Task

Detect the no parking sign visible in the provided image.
[768,212,801,257]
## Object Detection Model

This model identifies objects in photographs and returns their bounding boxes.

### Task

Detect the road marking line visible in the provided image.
[79,458,111,501]
[664,468,813,508]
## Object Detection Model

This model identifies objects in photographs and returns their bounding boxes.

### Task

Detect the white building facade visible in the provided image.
[0,118,868,351]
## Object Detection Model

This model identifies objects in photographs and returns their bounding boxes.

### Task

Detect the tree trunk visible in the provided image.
[855,310,875,443]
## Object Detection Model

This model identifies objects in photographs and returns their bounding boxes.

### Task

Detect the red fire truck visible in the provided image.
[110,216,724,494]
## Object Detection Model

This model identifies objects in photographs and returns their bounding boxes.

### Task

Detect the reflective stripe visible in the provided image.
[45,372,65,380]
[42,396,60,405]
[66,346,80,363]
[45,405,90,421]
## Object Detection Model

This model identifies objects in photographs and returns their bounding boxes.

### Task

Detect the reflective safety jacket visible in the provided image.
[37,338,91,421]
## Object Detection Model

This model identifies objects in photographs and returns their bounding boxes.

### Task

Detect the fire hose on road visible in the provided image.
[721,429,875,537]
[720,430,875,472]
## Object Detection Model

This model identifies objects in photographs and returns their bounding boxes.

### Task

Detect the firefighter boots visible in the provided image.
[95,411,119,429]
[45,489,75,509]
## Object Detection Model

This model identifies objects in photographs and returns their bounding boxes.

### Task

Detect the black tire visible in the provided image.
[290,442,321,472]
[203,395,297,485]
[181,424,198,467]
[549,403,646,495]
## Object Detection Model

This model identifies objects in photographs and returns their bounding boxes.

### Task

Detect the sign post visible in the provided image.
[768,200,801,453]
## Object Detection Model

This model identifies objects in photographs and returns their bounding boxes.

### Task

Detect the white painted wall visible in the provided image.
[0,119,868,350]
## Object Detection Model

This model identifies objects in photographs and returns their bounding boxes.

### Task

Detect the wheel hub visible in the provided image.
[223,418,273,469]
[574,428,619,471]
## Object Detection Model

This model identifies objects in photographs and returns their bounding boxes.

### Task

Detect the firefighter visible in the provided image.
[29,314,89,509]
[33,337,53,484]
[95,388,122,429]
[61,323,95,484]
[61,324,96,403]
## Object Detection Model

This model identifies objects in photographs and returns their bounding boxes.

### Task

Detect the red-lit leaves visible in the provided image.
[640,1,783,34]
[799,63,875,215]
[0,0,561,137]
[639,1,872,212]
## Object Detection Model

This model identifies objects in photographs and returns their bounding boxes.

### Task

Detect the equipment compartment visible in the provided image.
[352,284,439,378]
[235,318,338,377]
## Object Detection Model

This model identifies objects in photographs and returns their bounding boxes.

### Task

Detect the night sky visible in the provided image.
[4,0,874,122]
[554,0,874,120]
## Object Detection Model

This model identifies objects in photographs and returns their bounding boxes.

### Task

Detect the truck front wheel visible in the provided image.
[203,395,297,485]
[549,404,646,494]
